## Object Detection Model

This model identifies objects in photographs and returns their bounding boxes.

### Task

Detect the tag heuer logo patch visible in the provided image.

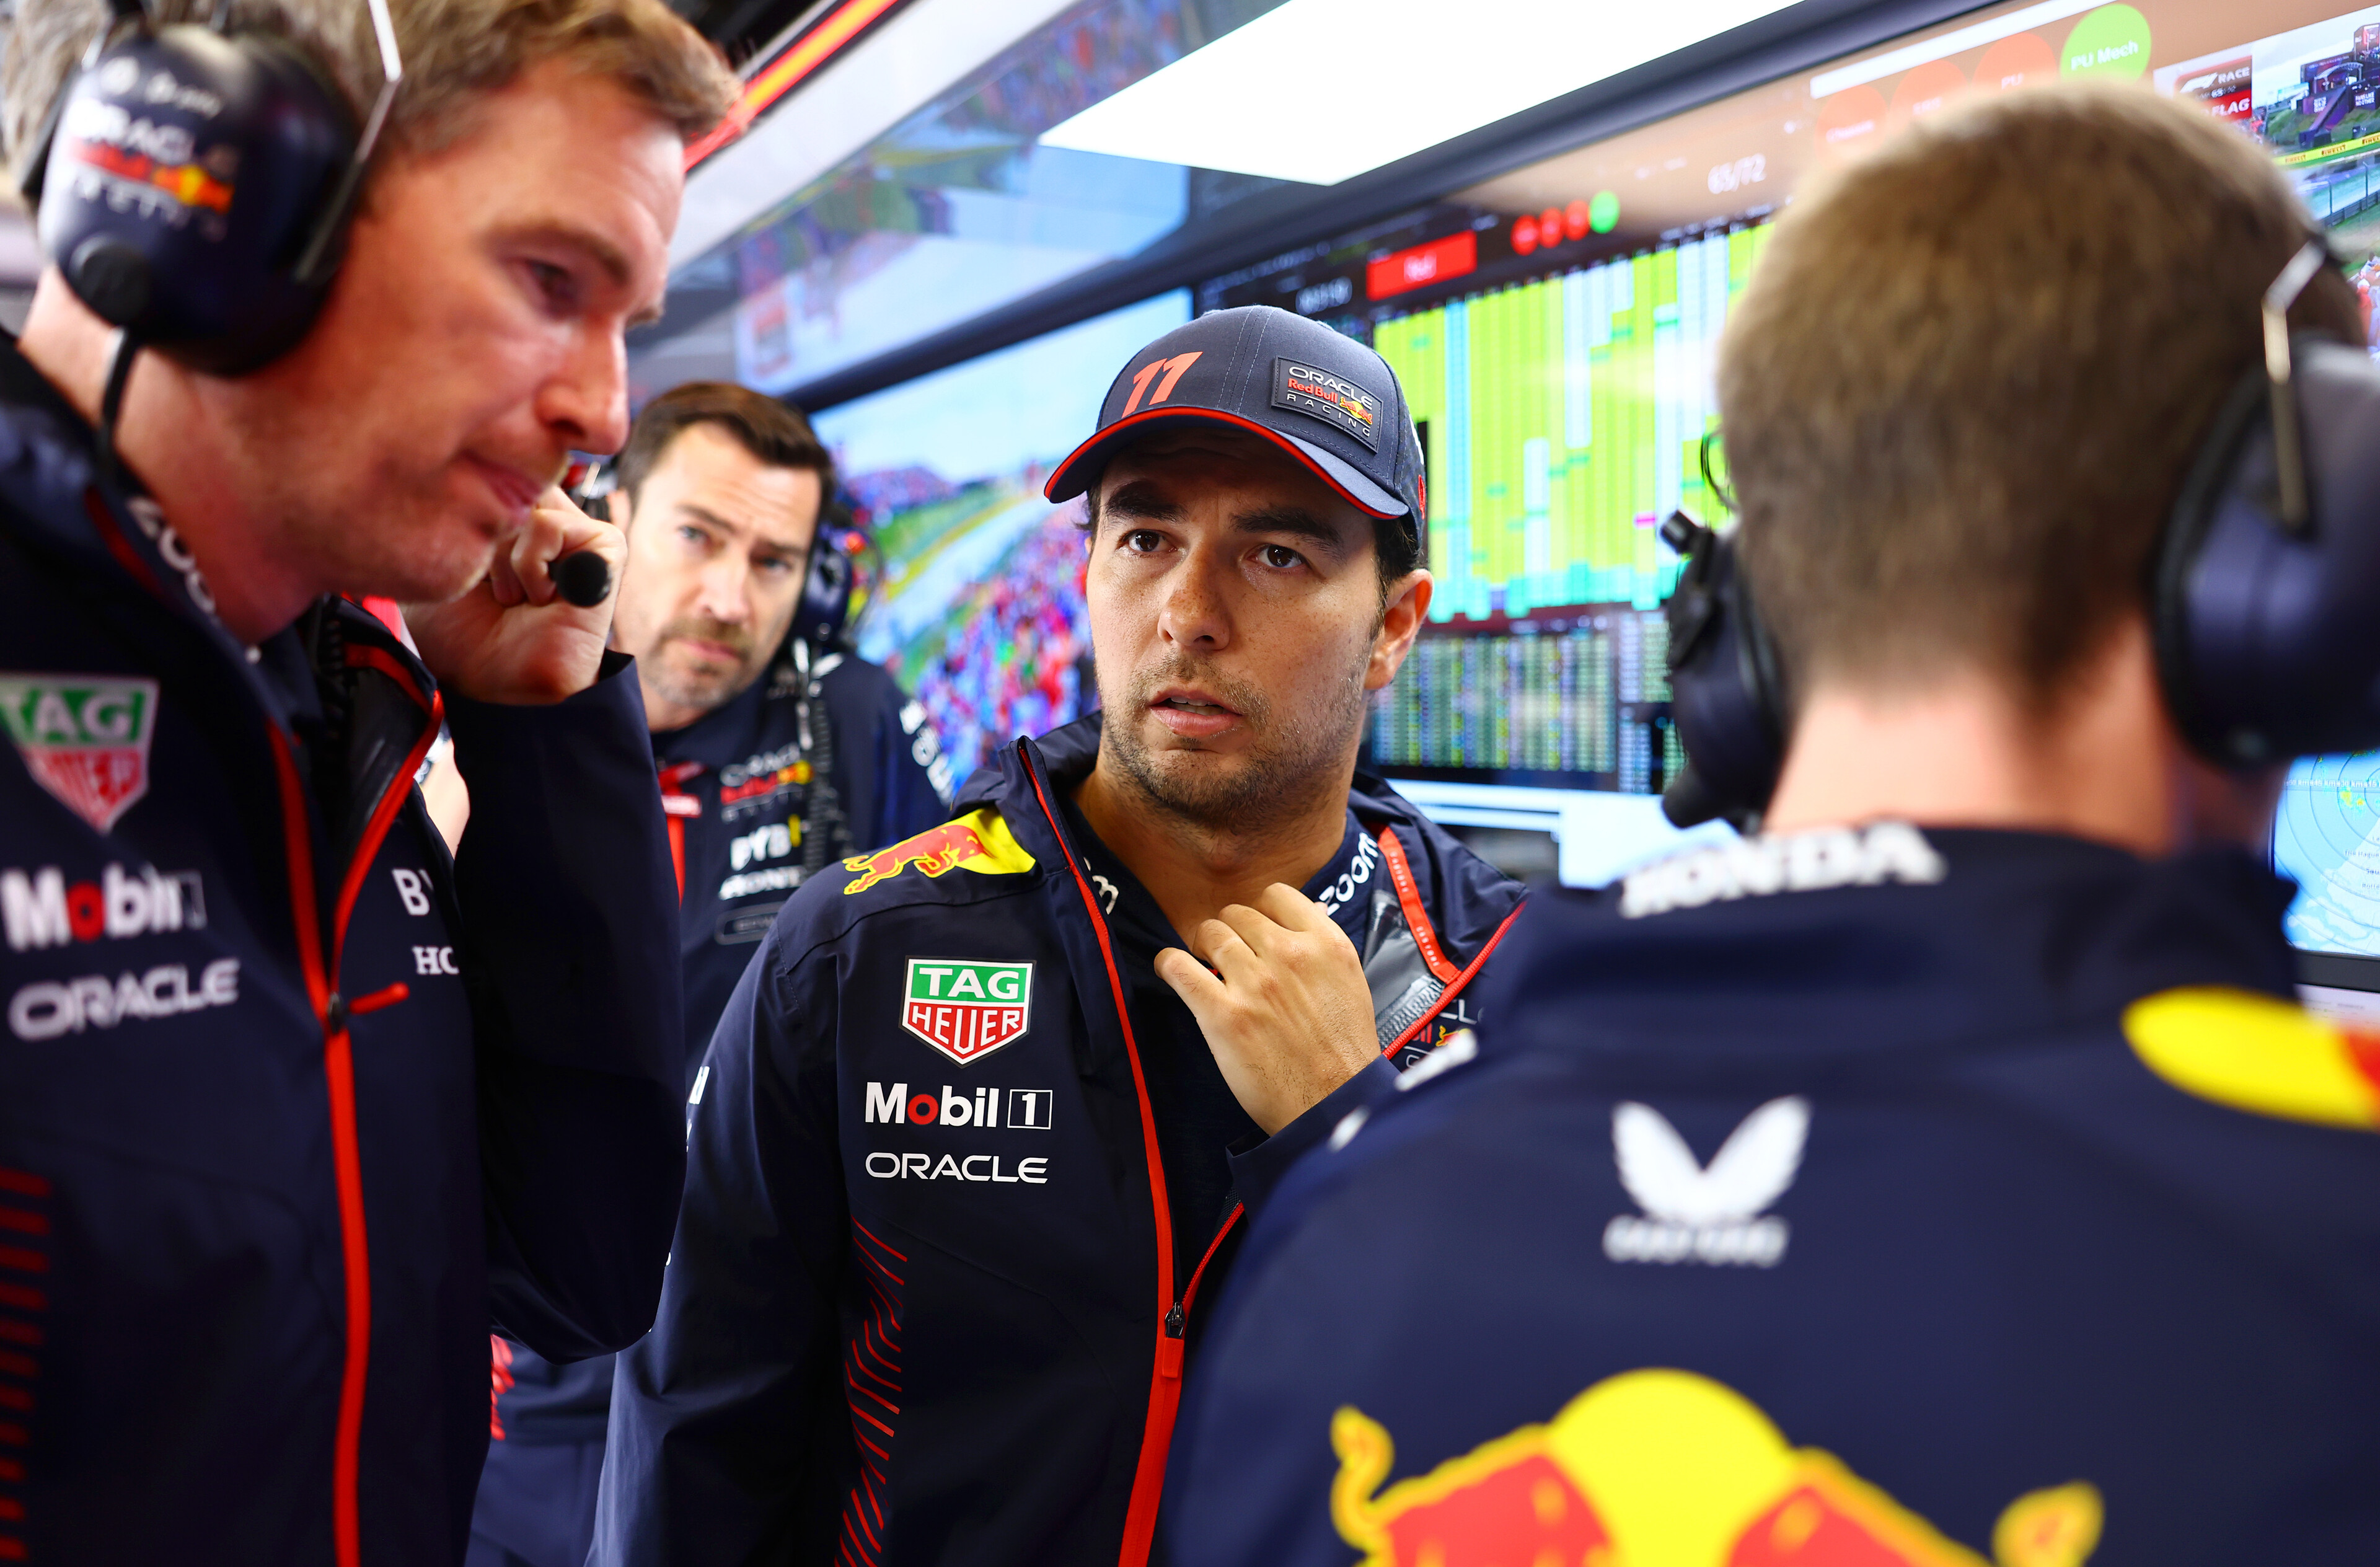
[903,958,1032,1066]
[0,674,159,833]
[1272,358,1381,451]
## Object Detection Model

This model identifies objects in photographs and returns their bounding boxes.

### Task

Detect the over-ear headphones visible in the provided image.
[20,0,398,377]
[1662,237,2380,832]
[1659,508,1783,832]
[790,500,860,652]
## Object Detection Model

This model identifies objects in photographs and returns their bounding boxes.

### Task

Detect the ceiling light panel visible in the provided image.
[1039,0,1802,186]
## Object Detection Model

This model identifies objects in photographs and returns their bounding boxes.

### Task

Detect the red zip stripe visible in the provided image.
[0,1254,40,1279]
[265,650,441,1567]
[1019,746,1179,1567]
[332,694,443,948]
[0,1213,46,1238]
[266,729,367,1567]
[0,1291,37,1315]
[1179,1205,1243,1320]
[1375,829,1460,984]
[0,1324,35,1346]
[0,1175,46,1201]
[1385,904,1522,1058]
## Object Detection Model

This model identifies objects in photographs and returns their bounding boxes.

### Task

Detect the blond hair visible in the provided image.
[3,0,734,190]
[1719,84,2362,709]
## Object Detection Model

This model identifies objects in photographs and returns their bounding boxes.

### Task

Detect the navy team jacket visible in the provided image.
[1166,823,2380,1567]
[595,713,1523,1567]
[0,339,685,1565]
[485,644,950,1462]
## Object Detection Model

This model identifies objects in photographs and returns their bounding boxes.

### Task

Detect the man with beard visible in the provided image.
[474,382,949,1567]
[595,306,1525,1566]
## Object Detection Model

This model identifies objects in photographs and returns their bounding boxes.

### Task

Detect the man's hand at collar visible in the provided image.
[1157,883,1380,1135]
[403,487,624,704]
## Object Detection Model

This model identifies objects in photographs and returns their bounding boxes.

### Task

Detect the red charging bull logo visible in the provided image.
[841,808,1036,896]
[1331,1370,2101,1567]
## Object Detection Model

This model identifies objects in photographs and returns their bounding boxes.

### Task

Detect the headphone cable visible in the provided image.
[93,329,138,497]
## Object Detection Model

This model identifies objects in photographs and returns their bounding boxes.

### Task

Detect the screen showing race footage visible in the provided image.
[1199,0,2380,808]
[811,292,1192,789]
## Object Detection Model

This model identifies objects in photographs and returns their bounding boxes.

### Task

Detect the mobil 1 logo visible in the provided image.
[902,957,1032,1066]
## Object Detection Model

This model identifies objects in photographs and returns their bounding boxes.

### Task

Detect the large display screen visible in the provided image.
[1188,0,2380,951]
[812,292,1192,788]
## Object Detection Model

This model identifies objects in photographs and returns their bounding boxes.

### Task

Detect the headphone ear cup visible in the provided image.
[35,25,358,374]
[2157,337,2380,764]
[794,525,855,651]
[1662,519,1786,831]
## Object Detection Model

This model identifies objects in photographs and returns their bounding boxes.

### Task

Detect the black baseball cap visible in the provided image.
[1045,306,1426,549]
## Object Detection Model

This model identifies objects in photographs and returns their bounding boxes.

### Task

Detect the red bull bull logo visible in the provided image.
[842,808,1036,896]
[1331,1369,2101,1567]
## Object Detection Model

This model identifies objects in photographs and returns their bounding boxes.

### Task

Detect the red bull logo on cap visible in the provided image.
[841,808,1036,896]
[1331,1369,2101,1567]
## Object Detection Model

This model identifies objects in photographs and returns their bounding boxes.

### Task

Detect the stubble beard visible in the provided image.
[641,617,772,719]
[223,392,501,603]
[1101,651,1372,836]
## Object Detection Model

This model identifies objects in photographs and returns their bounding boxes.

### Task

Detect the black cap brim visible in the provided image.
[1044,407,1408,519]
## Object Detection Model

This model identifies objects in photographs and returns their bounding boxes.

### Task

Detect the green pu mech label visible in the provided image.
[0,674,159,833]
[902,958,1033,1066]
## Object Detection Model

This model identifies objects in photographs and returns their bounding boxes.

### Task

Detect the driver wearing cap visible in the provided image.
[594,305,1525,1567]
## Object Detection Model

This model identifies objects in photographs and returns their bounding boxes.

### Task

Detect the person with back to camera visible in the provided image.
[473,382,951,1567]
[1164,84,2380,1566]
[594,305,1526,1566]
[0,0,734,1561]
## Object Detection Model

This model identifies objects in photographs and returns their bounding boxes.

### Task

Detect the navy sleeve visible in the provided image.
[593,922,848,1565]
[444,652,687,1361]
[1225,1056,1401,1214]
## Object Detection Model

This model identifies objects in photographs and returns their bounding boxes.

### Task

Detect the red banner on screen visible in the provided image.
[1367,232,1478,301]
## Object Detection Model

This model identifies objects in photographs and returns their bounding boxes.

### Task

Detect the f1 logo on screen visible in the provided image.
[1119,350,1202,416]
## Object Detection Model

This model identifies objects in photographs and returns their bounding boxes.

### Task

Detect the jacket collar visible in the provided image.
[963,712,1521,963]
[1479,823,2298,1083]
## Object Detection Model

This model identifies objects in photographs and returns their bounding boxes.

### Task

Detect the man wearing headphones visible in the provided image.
[1164,87,2380,1564]
[0,0,733,1562]
[474,382,950,1567]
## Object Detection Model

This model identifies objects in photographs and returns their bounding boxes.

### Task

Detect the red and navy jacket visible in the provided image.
[0,337,686,1565]
[593,713,1523,1567]
[1165,824,2380,1567]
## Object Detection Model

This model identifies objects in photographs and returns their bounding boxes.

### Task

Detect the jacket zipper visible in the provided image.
[1016,740,1189,1567]
[1019,740,1512,1563]
[263,632,443,1567]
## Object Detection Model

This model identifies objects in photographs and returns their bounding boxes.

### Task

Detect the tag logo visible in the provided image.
[0,674,159,833]
[1273,358,1382,451]
[902,958,1033,1066]
[1604,1096,1807,1268]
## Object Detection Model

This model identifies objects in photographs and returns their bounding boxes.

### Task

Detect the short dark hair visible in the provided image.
[1078,454,1423,599]
[617,382,835,504]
